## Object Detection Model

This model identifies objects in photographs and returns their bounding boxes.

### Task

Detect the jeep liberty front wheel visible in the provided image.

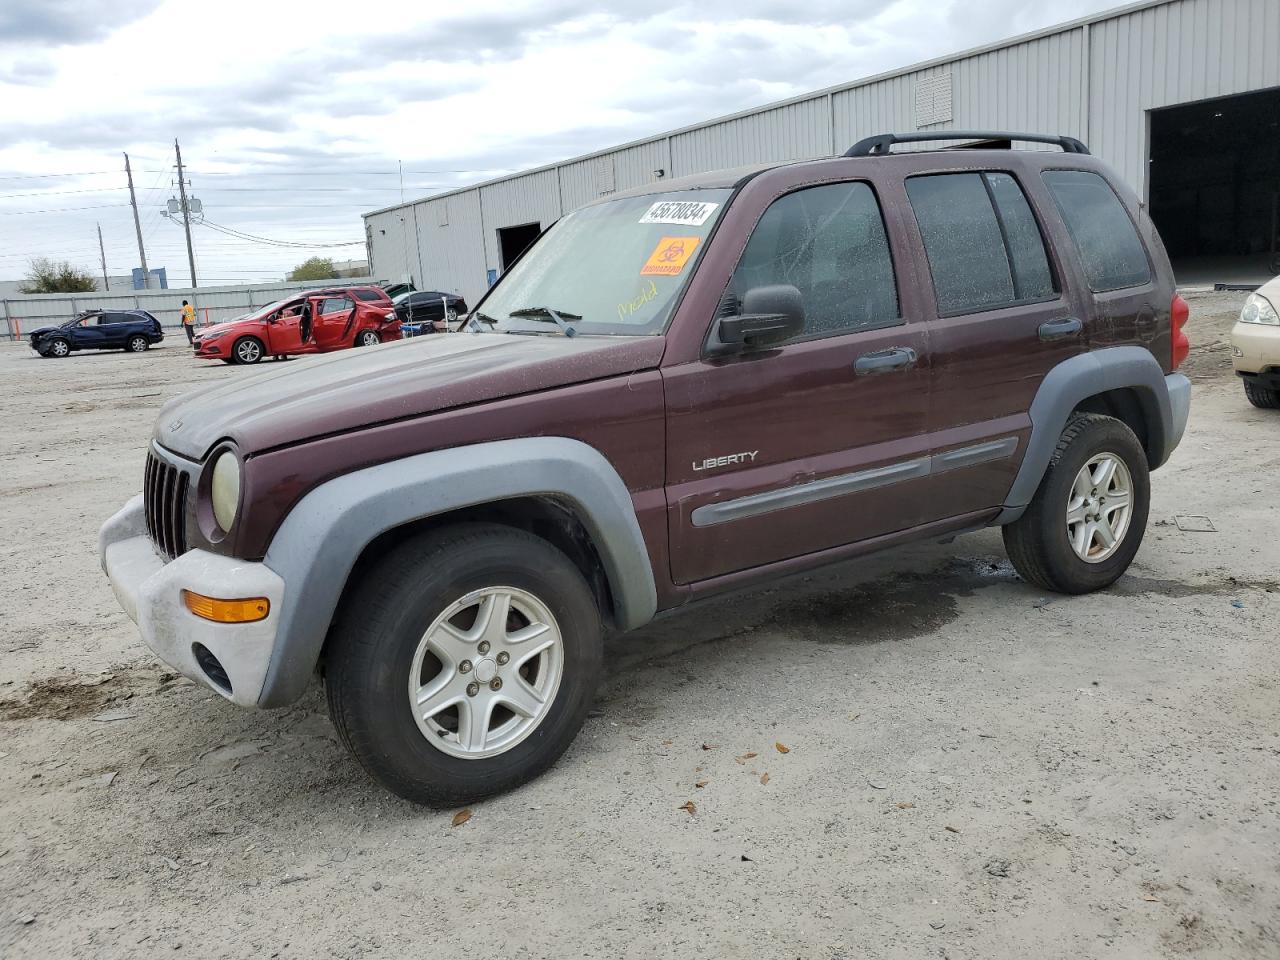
[1003,413,1149,594]
[325,523,602,806]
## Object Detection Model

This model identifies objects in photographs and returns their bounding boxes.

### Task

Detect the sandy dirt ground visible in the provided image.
[1,292,1278,960]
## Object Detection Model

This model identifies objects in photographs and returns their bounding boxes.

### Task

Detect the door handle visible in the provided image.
[1038,317,1082,341]
[854,347,917,375]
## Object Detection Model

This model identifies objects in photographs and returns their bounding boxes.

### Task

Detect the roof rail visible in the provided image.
[844,131,1090,157]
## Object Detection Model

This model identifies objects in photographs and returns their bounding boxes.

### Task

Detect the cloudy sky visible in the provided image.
[0,0,1118,286]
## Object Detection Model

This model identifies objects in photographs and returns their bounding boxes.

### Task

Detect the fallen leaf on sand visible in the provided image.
[679,801,696,816]
[760,773,770,785]
[1144,895,1160,903]
[451,809,472,827]
[735,752,758,764]
[775,743,790,754]
[945,825,960,834]
[661,739,673,746]
[695,780,709,789]
[896,802,914,809]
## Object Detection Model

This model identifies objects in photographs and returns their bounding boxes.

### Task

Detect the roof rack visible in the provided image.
[844,131,1090,157]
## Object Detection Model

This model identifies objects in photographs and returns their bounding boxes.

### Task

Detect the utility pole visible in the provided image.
[123,152,149,288]
[174,138,197,289]
[97,222,110,290]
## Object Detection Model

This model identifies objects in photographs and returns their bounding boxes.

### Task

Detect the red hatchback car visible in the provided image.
[194,286,401,364]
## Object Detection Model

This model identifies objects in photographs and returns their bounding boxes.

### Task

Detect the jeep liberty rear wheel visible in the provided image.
[1242,378,1280,409]
[1003,414,1149,594]
[325,523,602,806]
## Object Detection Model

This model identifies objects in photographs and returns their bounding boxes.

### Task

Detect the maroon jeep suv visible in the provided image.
[100,131,1191,805]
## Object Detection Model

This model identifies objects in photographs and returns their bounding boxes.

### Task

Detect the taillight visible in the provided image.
[1170,294,1190,370]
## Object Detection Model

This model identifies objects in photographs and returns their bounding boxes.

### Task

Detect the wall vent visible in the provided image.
[914,73,953,128]
[595,157,616,195]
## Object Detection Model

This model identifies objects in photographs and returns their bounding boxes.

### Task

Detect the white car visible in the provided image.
[1231,275,1280,408]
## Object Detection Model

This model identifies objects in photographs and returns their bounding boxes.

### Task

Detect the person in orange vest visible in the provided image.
[181,300,196,346]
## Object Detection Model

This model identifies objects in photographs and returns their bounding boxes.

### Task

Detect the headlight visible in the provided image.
[385,312,396,322]
[202,331,226,341]
[1240,293,1280,326]
[210,451,241,532]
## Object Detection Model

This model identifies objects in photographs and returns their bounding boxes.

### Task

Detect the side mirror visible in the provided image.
[716,285,804,352]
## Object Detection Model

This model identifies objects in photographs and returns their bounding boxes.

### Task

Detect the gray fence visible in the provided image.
[1,277,378,340]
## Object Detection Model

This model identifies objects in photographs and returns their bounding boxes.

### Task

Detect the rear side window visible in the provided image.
[320,297,353,314]
[731,181,899,338]
[353,289,383,302]
[906,172,1056,316]
[1042,170,1151,292]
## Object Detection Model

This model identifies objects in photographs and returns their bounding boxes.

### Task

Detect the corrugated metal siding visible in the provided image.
[669,97,831,175]
[478,168,564,272]
[366,209,415,284]
[1090,0,1280,195]
[560,140,671,209]
[415,190,489,306]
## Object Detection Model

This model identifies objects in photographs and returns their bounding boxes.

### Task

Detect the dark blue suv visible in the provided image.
[30,310,165,358]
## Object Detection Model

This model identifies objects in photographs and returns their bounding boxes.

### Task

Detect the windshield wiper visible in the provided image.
[508,306,581,337]
[467,312,498,333]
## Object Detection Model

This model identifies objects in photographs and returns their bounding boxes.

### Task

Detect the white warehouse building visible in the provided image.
[363,0,1280,306]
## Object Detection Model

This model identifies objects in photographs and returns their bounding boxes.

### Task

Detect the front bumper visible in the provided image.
[193,337,227,358]
[99,496,285,707]
[1230,320,1280,375]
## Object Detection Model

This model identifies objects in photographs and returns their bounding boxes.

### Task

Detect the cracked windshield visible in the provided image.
[478,189,731,336]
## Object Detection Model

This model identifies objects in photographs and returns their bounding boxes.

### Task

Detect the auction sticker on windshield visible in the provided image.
[638,200,719,226]
[641,237,700,276]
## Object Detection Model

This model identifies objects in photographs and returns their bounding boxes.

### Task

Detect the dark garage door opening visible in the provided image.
[498,222,542,271]
[1149,87,1280,284]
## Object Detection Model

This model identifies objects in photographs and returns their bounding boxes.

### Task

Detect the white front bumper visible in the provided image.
[99,496,286,707]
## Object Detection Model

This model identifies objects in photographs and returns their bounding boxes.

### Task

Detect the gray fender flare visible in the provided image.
[256,437,657,707]
[997,346,1189,523]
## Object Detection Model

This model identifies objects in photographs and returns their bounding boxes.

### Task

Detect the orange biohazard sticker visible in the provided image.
[641,236,700,276]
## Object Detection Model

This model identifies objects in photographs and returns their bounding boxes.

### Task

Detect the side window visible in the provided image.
[731,181,899,338]
[906,172,1056,316]
[320,297,352,314]
[1042,170,1151,292]
[353,289,382,302]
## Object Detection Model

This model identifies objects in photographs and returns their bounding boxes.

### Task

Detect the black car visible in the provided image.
[29,310,165,358]
[391,290,468,336]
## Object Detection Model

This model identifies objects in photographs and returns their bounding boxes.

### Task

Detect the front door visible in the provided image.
[70,317,109,350]
[312,296,357,351]
[664,179,931,585]
[264,302,309,354]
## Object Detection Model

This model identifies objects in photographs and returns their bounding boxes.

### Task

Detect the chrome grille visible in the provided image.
[143,450,189,561]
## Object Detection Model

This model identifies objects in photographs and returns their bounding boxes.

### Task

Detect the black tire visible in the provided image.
[231,336,264,364]
[325,523,603,806]
[44,337,70,358]
[1243,378,1280,409]
[355,330,380,347]
[1002,414,1150,594]
[126,335,149,353]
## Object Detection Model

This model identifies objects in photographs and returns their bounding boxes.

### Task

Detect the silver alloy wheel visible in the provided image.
[129,336,148,352]
[50,339,69,357]
[408,586,563,760]
[358,330,379,346]
[235,339,261,363]
[1066,452,1133,564]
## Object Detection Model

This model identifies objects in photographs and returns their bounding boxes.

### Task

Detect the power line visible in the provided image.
[195,218,363,248]
[0,203,131,216]
[0,186,126,199]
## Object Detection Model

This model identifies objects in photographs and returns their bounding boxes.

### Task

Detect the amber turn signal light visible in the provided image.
[181,590,270,624]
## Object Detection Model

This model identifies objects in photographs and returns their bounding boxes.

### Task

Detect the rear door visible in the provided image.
[903,168,1088,522]
[312,296,357,350]
[663,178,931,585]
[102,312,134,346]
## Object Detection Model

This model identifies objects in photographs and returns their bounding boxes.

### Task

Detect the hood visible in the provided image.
[155,332,665,460]
[29,325,59,338]
[196,320,246,339]
[1257,275,1280,303]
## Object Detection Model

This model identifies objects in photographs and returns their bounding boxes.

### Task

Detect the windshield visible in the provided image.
[478,189,732,336]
